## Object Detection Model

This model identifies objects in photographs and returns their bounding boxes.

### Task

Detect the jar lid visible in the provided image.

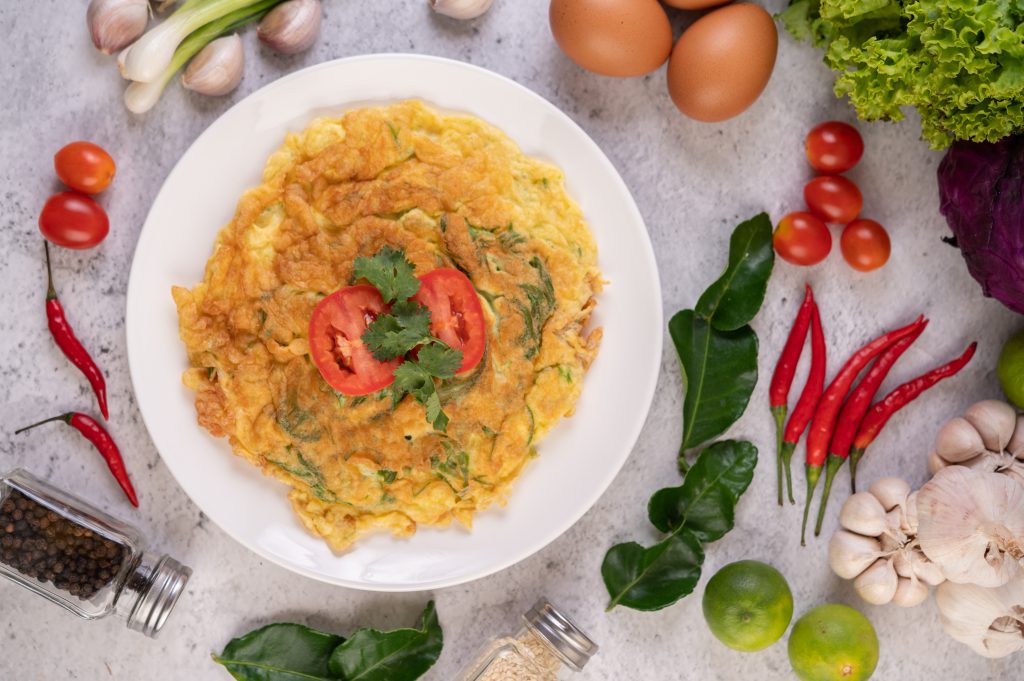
[126,556,192,638]
[524,598,598,671]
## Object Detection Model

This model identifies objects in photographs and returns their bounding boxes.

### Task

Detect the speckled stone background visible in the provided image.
[0,1,1020,679]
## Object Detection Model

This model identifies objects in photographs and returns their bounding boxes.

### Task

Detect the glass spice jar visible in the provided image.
[0,468,192,637]
[455,599,598,681]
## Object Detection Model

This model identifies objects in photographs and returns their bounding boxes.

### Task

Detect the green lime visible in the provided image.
[998,330,1024,409]
[701,560,794,652]
[788,604,879,681]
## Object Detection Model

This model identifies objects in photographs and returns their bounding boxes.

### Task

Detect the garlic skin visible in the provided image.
[257,0,322,55]
[917,465,1024,587]
[965,399,1017,452]
[430,0,495,20]
[935,574,1024,658]
[930,400,1024,483]
[828,478,944,607]
[87,0,149,55]
[181,35,244,96]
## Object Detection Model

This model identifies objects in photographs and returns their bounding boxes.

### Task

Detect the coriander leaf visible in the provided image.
[378,469,397,484]
[353,246,420,303]
[417,344,462,380]
[602,533,704,611]
[425,392,448,432]
[695,213,774,331]
[392,362,435,403]
[648,440,758,542]
[362,301,433,361]
[328,601,443,681]
[212,623,344,681]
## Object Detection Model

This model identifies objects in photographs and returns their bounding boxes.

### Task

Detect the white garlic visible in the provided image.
[828,478,944,607]
[965,400,1017,452]
[935,417,986,463]
[257,0,322,55]
[181,35,244,96]
[917,465,1024,587]
[927,449,948,475]
[87,0,149,55]
[429,0,495,20]
[1007,415,1024,460]
[935,573,1024,658]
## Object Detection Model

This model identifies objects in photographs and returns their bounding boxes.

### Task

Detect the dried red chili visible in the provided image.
[15,412,138,507]
[44,242,109,419]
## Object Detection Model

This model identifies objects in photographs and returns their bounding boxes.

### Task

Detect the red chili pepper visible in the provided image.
[849,342,977,489]
[770,285,815,506]
[800,315,925,545]
[44,242,109,420]
[812,321,928,536]
[15,412,138,507]
[778,300,825,506]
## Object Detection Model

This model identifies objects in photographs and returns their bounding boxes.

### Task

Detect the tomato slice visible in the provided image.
[412,269,486,374]
[308,285,401,395]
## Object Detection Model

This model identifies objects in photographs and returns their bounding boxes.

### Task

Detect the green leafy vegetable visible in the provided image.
[695,213,774,331]
[391,344,463,433]
[377,469,397,484]
[275,399,323,443]
[780,0,1024,148]
[353,246,420,303]
[362,301,432,361]
[267,448,339,503]
[602,533,705,612]
[671,310,758,455]
[648,441,758,542]
[513,257,556,359]
[213,602,442,681]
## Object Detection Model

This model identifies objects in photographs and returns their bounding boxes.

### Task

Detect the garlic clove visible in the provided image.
[430,0,495,20]
[917,465,1024,587]
[257,0,322,55]
[904,490,919,534]
[935,575,1024,658]
[854,558,899,605]
[965,400,1017,452]
[181,34,244,97]
[891,576,929,607]
[839,492,889,536]
[1007,415,1024,461]
[935,417,986,463]
[828,529,883,579]
[868,476,911,512]
[87,0,150,55]
[910,547,946,586]
[927,449,949,475]
[893,549,913,578]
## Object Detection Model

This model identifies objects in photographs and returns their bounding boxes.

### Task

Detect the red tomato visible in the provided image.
[773,212,832,266]
[308,285,401,395]
[841,219,891,272]
[39,191,110,249]
[412,269,486,374]
[54,142,116,194]
[806,121,864,173]
[804,175,863,224]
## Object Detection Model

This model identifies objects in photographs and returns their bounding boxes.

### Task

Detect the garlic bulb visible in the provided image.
[828,477,944,606]
[917,465,1024,587]
[930,400,1024,484]
[181,35,244,96]
[935,573,1024,658]
[430,0,495,20]
[87,0,149,55]
[257,0,322,55]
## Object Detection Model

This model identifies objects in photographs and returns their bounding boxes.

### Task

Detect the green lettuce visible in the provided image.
[780,0,1024,148]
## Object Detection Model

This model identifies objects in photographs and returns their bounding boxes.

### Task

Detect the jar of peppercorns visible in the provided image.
[0,469,191,637]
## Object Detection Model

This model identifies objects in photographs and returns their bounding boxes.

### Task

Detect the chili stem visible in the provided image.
[44,241,57,300]
[14,413,72,434]
[801,463,822,546]
[780,441,796,504]
[849,448,866,493]
[814,454,846,537]
[773,405,787,506]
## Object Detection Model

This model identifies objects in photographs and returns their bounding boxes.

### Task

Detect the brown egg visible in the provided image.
[549,0,673,77]
[666,3,778,122]
[663,0,733,8]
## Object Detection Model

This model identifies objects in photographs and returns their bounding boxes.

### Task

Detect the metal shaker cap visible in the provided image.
[126,556,192,638]
[524,598,598,672]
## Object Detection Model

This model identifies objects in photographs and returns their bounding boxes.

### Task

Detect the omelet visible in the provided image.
[172,101,601,551]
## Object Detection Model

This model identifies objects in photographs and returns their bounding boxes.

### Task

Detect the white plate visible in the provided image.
[126,54,662,591]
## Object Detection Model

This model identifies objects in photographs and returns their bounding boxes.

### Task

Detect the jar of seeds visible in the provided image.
[0,469,191,637]
[455,599,598,681]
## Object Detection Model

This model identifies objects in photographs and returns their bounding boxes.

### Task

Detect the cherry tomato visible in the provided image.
[39,191,110,249]
[806,121,864,174]
[841,219,891,272]
[773,212,832,266]
[804,175,863,224]
[309,285,401,395]
[54,141,116,194]
[412,268,486,374]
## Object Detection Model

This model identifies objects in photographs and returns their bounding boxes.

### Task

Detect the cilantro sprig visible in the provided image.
[356,248,463,432]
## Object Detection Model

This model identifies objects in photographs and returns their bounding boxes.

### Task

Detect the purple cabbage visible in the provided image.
[938,135,1024,314]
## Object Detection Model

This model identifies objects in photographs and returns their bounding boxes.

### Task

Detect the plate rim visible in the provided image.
[126,53,663,591]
